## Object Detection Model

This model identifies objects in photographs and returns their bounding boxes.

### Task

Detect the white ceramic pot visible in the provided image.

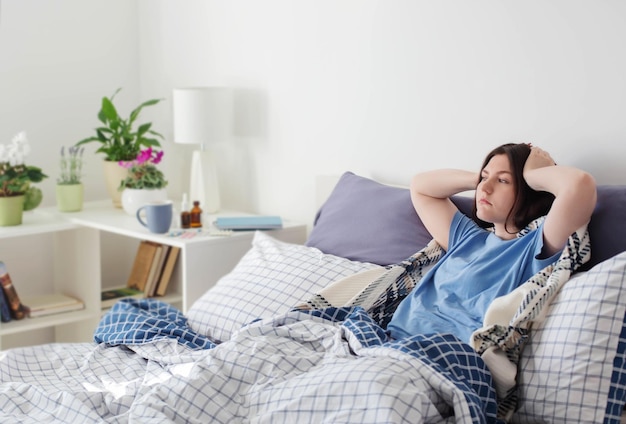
[121,188,168,216]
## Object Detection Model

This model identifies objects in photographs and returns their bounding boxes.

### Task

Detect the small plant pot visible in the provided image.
[56,184,84,212]
[0,195,25,226]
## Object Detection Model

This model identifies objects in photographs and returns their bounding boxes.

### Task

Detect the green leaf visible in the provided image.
[129,98,163,123]
[148,129,164,139]
[75,136,100,146]
[25,166,47,183]
[136,122,151,137]
[141,137,161,147]
[110,87,122,100]
[97,108,107,125]
[101,97,119,122]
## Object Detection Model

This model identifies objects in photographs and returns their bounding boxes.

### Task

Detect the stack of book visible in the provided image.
[0,261,84,321]
[101,241,180,309]
[22,293,84,318]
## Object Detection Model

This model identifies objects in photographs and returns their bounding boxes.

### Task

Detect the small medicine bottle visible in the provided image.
[190,201,202,228]
[180,193,191,229]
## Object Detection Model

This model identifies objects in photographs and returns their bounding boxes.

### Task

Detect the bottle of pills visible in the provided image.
[190,201,202,228]
[180,193,191,229]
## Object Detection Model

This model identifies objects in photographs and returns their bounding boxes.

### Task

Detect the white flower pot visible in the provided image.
[121,188,168,216]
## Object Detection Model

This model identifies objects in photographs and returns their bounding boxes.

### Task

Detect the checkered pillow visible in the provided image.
[513,251,626,423]
[187,231,381,343]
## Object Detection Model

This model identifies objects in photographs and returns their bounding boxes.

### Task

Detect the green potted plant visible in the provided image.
[118,147,169,216]
[0,131,47,226]
[56,146,84,212]
[76,88,165,207]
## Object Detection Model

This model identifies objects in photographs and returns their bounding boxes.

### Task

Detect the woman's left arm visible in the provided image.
[523,146,597,257]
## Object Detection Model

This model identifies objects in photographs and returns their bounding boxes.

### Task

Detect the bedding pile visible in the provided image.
[301,218,590,419]
[0,222,589,423]
[0,300,498,423]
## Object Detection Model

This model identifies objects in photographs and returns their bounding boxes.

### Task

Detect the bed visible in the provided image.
[1,171,625,423]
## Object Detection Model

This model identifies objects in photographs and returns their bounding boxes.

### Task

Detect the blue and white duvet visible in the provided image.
[0,299,499,423]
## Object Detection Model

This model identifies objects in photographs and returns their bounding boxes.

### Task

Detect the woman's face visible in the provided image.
[475,153,518,233]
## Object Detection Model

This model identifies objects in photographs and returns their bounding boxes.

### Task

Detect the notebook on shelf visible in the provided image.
[22,293,84,318]
[101,286,144,309]
[214,216,283,231]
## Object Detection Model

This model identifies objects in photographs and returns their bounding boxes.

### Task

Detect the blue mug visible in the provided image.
[137,201,172,234]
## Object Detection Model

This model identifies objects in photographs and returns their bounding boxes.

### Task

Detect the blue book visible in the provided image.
[214,216,283,231]
[0,285,11,322]
[0,261,25,320]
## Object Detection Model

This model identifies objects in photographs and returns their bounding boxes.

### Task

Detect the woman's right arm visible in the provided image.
[522,147,596,257]
[410,169,478,251]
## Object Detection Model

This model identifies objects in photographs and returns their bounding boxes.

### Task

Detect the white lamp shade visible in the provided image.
[172,87,233,145]
[172,87,233,213]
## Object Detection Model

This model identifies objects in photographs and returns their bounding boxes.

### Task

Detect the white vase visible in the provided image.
[121,188,168,216]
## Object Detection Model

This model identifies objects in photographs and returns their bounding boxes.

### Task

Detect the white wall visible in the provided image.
[0,0,142,204]
[138,0,626,227]
[3,1,626,229]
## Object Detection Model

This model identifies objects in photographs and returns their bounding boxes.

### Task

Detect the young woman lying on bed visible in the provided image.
[387,143,597,344]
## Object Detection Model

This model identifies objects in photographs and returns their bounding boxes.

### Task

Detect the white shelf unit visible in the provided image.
[0,213,101,350]
[0,201,307,350]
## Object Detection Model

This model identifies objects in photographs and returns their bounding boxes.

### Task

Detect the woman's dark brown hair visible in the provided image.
[472,143,555,233]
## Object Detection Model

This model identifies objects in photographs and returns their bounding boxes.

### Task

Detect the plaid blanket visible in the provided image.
[94,298,217,350]
[86,300,500,422]
[300,217,590,419]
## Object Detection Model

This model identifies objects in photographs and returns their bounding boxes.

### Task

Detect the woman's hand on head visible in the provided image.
[522,145,597,257]
[524,146,556,176]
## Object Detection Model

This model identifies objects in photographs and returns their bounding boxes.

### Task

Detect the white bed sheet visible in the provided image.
[0,309,492,423]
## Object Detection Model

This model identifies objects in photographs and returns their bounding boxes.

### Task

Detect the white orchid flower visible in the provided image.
[11,131,27,144]
[10,132,30,158]
[2,131,30,166]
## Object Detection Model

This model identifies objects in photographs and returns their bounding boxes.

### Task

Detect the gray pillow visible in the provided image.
[579,185,626,271]
[305,172,472,265]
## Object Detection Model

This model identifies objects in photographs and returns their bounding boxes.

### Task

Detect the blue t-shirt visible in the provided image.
[387,211,559,343]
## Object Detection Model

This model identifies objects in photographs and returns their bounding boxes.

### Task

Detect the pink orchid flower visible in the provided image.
[153,150,164,164]
[118,148,164,169]
[136,148,153,164]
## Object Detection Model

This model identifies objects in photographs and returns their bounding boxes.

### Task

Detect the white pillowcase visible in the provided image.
[187,231,382,343]
[513,251,626,423]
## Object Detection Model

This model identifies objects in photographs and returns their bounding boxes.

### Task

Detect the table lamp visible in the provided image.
[173,87,233,213]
